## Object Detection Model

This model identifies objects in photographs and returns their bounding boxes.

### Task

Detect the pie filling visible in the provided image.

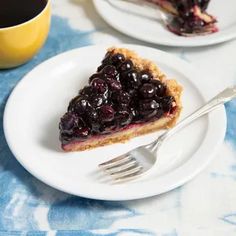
[59,48,181,150]
[147,0,218,36]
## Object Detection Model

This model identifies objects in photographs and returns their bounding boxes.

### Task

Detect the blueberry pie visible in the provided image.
[147,0,218,36]
[59,48,182,151]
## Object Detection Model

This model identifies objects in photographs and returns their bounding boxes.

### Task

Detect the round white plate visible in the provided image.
[4,44,226,201]
[93,0,236,47]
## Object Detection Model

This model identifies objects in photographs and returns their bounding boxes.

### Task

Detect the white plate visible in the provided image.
[93,0,236,47]
[4,44,226,201]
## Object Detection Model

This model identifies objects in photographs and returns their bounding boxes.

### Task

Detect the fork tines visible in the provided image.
[99,154,143,183]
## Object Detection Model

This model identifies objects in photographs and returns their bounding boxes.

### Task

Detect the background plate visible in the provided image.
[93,0,236,47]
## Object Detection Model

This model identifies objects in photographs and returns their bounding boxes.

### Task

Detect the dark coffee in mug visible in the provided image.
[0,0,48,28]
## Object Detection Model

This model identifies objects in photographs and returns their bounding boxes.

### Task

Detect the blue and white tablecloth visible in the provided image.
[0,1,236,235]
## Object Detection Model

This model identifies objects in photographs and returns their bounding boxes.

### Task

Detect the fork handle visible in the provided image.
[151,86,236,151]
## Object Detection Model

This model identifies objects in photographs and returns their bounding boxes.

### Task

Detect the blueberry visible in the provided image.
[68,96,90,115]
[107,79,122,91]
[139,99,163,119]
[60,132,73,144]
[89,94,104,108]
[151,80,166,96]
[139,99,159,111]
[116,108,133,127]
[73,127,91,140]
[91,78,108,94]
[77,116,87,128]
[97,64,106,72]
[125,70,140,89]
[127,89,139,103]
[67,96,79,112]
[86,108,100,132]
[73,97,90,115]
[118,60,133,72]
[199,0,210,10]
[102,65,118,78]
[59,112,78,132]
[110,53,125,66]
[117,91,131,105]
[140,70,152,83]
[140,109,158,119]
[101,51,112,64]
[128,88,136,96]
[155,109,164,119]
[88,73,101,84]
[139,83,155,98]
[99,105,115,122]
[87,107,98,122]
[130,107,142,123]
[79,86,94,97]
[98,120,118,134]
[161,96,174,112]
[186,17,205,31]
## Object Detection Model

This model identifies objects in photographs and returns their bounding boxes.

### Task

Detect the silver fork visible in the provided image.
[99,86,236,183]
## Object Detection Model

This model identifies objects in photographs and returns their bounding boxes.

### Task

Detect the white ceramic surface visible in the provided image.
[93,0,236,47]
[4,44,226,200]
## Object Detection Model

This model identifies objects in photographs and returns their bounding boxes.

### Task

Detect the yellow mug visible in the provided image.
[0,0,51,69]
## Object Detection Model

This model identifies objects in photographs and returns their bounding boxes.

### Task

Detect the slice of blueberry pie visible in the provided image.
[147,0,218,36]
[59,47,182,151]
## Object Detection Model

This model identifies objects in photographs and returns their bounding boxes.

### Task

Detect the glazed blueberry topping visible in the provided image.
[60,52,176,143]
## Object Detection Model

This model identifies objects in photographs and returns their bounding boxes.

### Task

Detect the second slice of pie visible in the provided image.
[59,47,182,151]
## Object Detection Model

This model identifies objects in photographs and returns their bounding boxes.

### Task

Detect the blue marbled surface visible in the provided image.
[0,16,149,235]
[0,11,236,236]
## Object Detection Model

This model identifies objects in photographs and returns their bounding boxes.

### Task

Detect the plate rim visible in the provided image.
[93,0,236,47]
[3,44,227,201]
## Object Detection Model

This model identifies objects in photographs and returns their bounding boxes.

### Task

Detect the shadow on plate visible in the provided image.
[40,114,63,153]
